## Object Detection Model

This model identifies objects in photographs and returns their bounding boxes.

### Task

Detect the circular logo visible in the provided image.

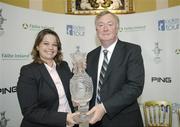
[22,23,29,29]
[175,49,180,54]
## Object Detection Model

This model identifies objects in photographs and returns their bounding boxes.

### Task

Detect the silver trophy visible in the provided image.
[70,46,93,123]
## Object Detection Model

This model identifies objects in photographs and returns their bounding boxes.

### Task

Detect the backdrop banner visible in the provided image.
[0,2,179,127]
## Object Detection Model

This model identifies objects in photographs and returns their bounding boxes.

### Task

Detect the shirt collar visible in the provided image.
[44,61,56,71]
[101,39,117,54]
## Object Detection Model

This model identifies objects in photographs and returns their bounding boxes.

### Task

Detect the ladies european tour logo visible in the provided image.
[158,18,179,31]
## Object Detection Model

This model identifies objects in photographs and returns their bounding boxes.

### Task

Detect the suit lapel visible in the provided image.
[104,40,125,82]
[89,47,101,107]
[92,47,101,85]
[39,64,58,93]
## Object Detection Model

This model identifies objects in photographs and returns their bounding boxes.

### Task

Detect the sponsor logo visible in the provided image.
[151,77,172,83]
[175,49,180,55]
[0,86,16,95]
[22,23,54,31]
[0,9,7,36]
[1,53,30,60]
[0,111,10,127]
[119,25,146,32]
[158,18,179,31]
[152,42,162,64]
[66,25,85,36]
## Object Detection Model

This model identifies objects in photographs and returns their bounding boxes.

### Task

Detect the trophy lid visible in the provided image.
[70,46,87,74]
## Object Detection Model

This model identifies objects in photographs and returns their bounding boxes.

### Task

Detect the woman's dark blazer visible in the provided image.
[17,61,74,127]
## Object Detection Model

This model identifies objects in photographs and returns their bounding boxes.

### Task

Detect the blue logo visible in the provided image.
[66,25,85,36]
[158,18,179,31]
[158,20,165,31]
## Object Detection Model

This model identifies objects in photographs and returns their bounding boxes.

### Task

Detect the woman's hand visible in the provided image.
[66,112,80,127]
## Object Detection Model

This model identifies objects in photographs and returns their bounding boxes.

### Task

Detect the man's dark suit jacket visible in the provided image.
[17,61,74,127]
[86,40,145,127]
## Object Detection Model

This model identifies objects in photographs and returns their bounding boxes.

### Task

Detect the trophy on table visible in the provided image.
[70,46,93,123]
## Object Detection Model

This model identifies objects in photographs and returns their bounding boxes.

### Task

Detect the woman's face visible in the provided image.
[36,34,58,63]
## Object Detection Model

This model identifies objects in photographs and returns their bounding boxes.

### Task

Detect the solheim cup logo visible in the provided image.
[0,9,7,36]
[153,42,162,64]
[0,111,10,127]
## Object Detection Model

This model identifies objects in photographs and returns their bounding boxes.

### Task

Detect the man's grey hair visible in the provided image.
[95,11,120,28]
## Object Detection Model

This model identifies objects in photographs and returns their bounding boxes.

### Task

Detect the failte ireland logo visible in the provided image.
[1,53,30,60]
[119,25,146,32]
[158,18,179,31]
[0,111,10,127]
[22,23,54,31]
[66,25,85,36]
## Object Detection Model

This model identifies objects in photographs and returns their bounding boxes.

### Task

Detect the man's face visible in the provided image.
[96,14,119,47]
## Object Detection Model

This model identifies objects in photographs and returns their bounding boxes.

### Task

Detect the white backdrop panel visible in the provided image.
[0,2,179,127]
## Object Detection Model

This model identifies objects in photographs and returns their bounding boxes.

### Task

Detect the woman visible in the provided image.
[17,29,77,127]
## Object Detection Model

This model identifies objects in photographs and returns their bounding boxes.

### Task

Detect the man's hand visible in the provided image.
[86,104,106,124]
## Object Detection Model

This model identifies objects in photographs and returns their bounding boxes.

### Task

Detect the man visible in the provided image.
[86,11,145,127]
